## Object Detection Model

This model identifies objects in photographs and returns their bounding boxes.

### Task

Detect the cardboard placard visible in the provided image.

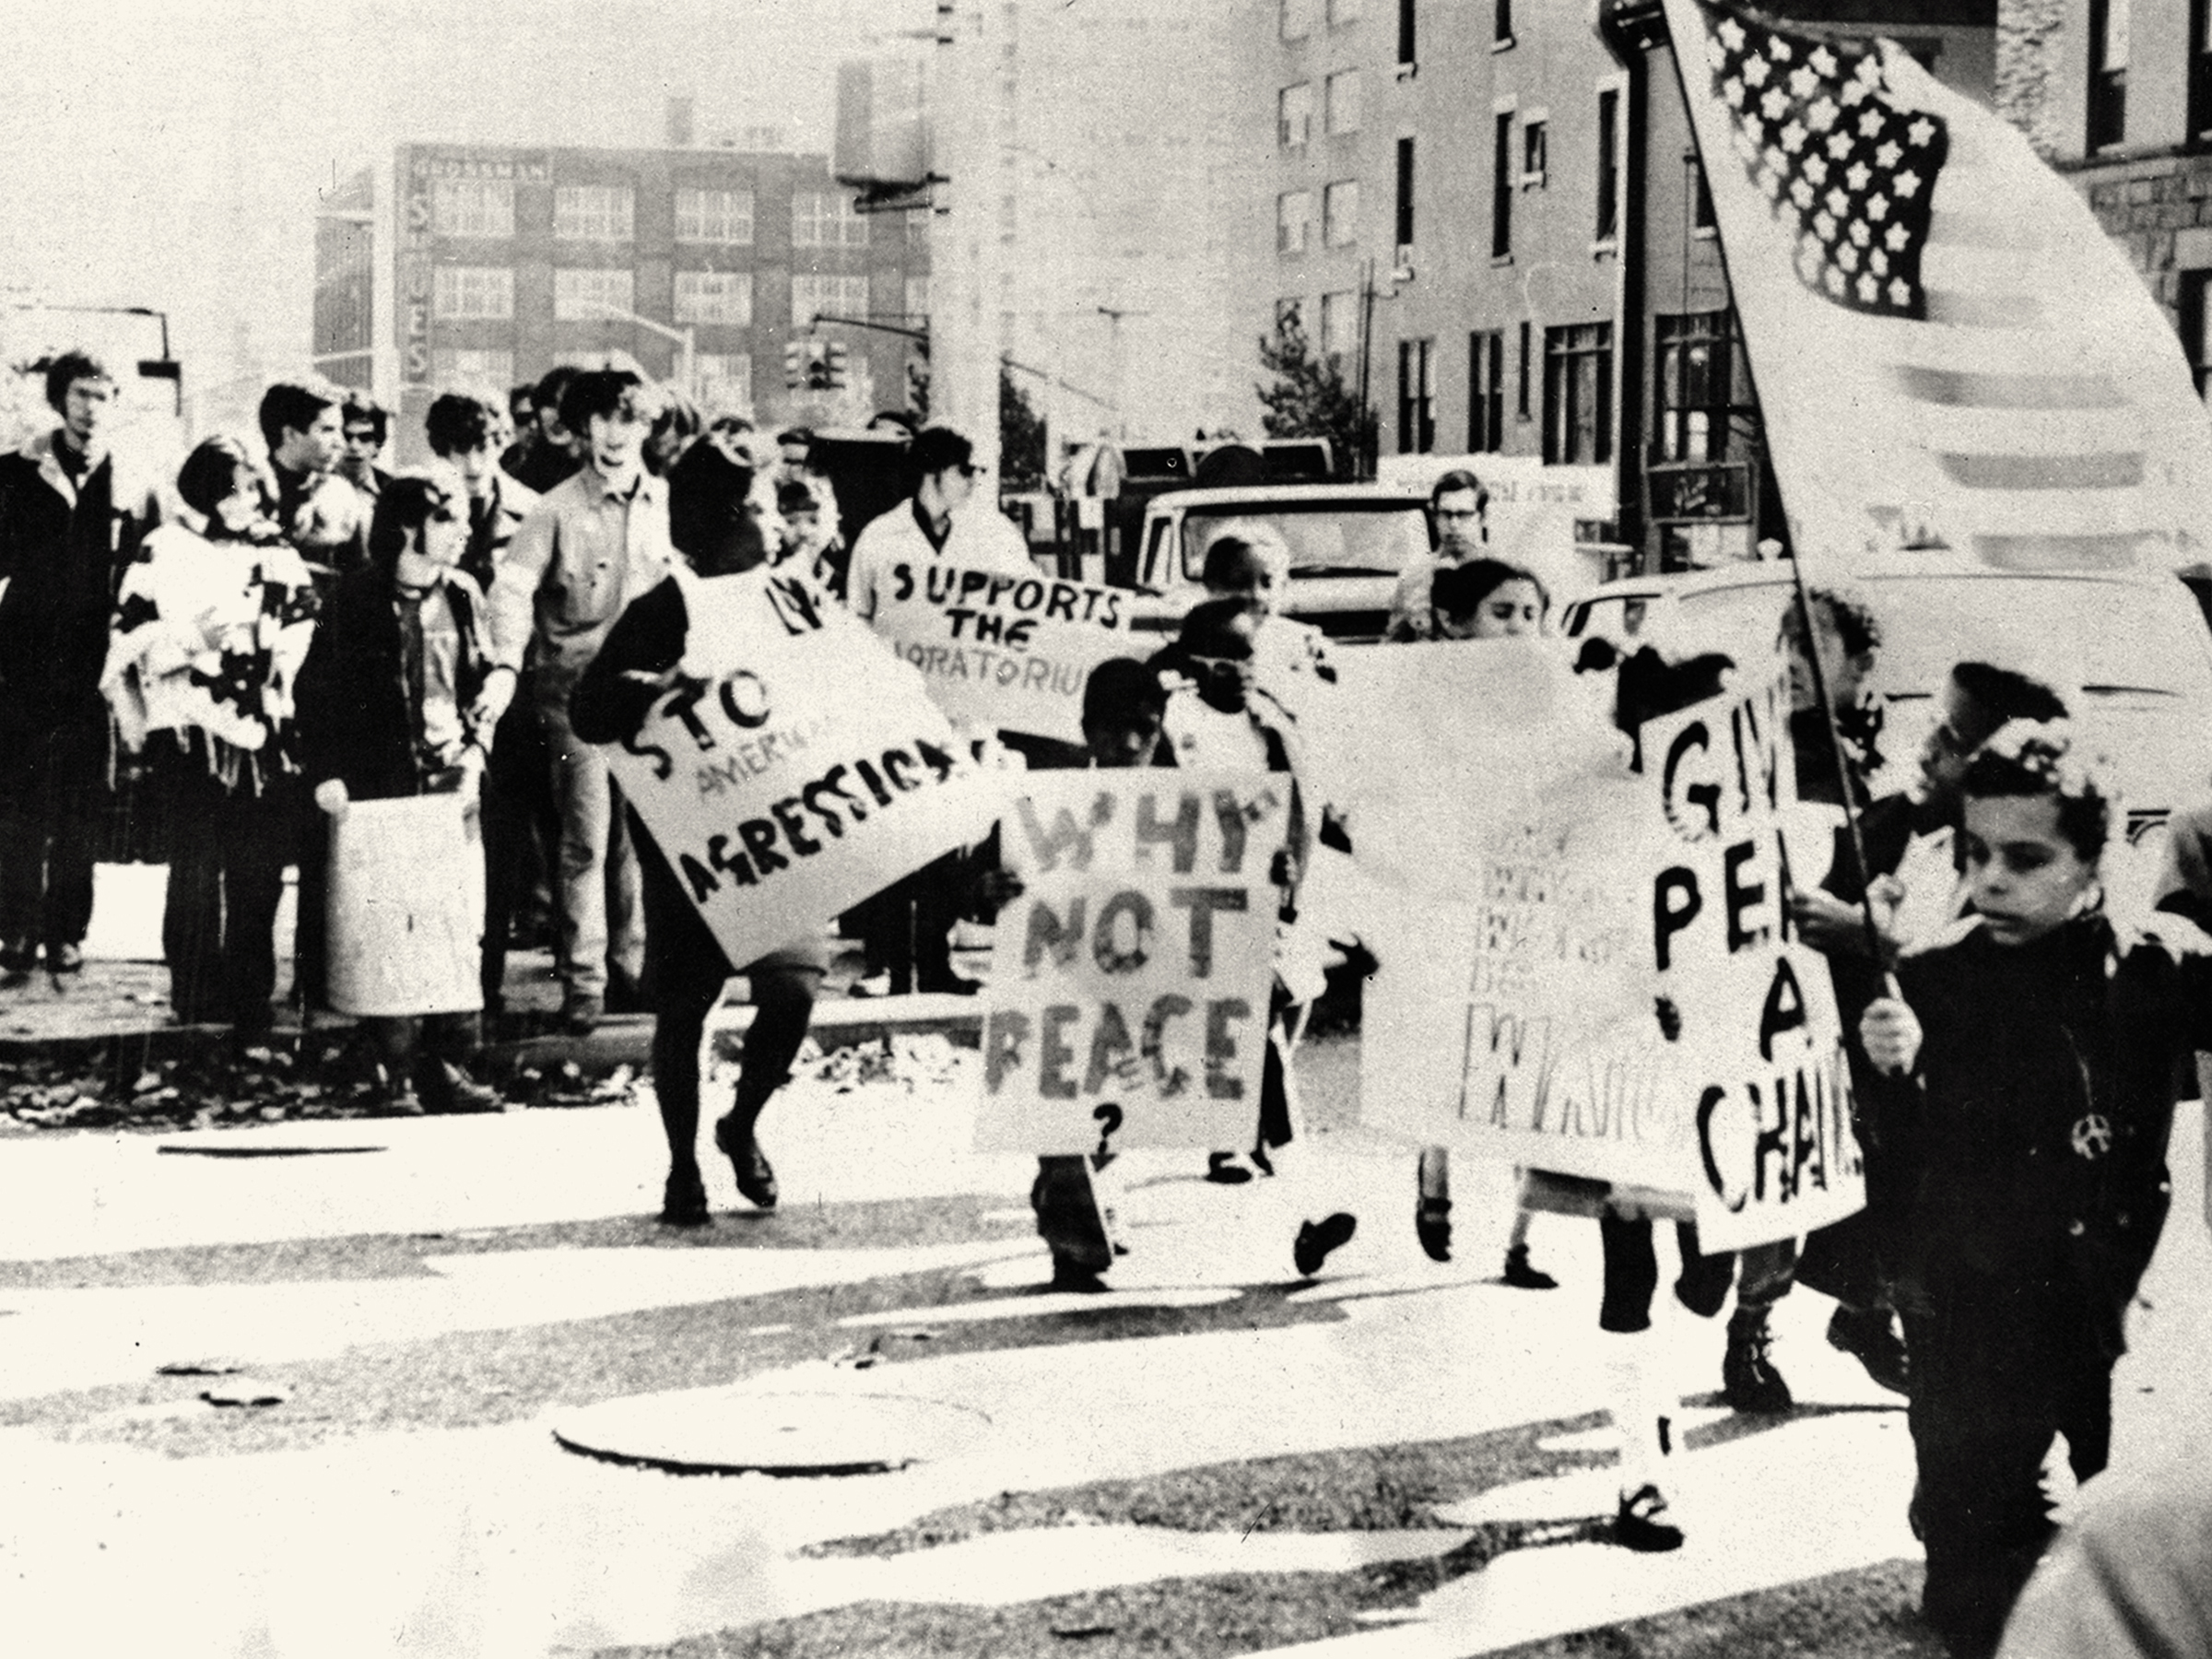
[606,573,1006,972]
[871,560,1138,742]
[973,771,1287,1155]
[326,794,484,1017]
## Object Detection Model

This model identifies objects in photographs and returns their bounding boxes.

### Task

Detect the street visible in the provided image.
[2,1030,2205,1659]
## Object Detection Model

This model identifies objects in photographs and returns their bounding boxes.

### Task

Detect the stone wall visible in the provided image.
[1994,0,2065,157]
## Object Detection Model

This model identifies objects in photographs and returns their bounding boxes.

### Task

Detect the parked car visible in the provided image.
[1559,556,2212,844]
[1130,483,1435,641]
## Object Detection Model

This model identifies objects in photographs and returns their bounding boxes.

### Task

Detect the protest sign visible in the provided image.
[606,569,1006,972]
[872,560,1137,742]
[1356,662,1865,1249]
[326,794,484,1017]
[973,771,1287,1156]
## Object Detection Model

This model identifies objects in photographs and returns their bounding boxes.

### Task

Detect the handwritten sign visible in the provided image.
[606,570,1006,972]
[1357,665,1865,1249]
[973,771,1286,1155]
[873,560,1137,742]
[326,794,484,1017]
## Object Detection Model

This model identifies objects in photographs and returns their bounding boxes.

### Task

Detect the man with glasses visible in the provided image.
[844,423,1036,995]
[1386,469,1489,641]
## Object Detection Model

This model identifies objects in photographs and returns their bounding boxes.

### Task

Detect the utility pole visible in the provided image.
[1095,304,1145,441]
[930,0,1005,478]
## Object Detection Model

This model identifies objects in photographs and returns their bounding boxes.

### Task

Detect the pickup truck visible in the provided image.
[1128,483,1434,642]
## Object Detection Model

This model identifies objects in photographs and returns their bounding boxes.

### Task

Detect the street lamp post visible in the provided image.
[588,304,696,401]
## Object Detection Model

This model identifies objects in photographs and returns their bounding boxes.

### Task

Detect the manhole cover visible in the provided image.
[551,1388,992,1477]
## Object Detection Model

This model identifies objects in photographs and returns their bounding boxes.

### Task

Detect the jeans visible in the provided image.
[163,775,297,1031]
[0,700,108,949]
[539,697,642,1002]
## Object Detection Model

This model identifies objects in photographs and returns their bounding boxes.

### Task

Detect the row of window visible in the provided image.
[429,267,921,327]
[1277,73,1362,146]
[1278,91,1627,260]
[1278,0,1362,41]
[1281,1,1513,67]
[427,180,874,248]
[429,346,756,407]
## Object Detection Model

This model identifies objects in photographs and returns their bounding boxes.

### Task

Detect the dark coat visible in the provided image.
[459,473,538,597]
[295,564,496,803]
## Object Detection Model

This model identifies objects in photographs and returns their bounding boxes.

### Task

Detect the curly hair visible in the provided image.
[1959,719,2112,863]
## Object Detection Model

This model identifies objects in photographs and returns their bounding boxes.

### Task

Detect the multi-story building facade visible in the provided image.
[1996,0,2212,394]
[312,139,929,467]
[1247,0,1995,575]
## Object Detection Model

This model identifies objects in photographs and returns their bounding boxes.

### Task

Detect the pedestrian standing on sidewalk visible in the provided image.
[568,444,827,1226]
[488,369,673,1034]
[100,437,316,1039]
[259,381,370,591]
[425,392,545,1024]
[1389,557,1559,1290]
[294,473,503,1114]
[1858,722,2193,1658]
[0,349,164,985]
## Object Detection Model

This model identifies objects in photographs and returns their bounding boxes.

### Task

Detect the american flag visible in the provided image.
[1661,0,2212,572]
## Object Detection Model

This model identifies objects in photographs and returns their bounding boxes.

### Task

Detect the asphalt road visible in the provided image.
[0,1030,2205,1659]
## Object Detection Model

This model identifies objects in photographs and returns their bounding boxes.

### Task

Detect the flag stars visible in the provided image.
[1876,140,1902,169]
[1908,116,1937,146]
[1825,185,1851,218]
[1866,194,1889,221]
[1856,272,1880,302]
[1803,154,1830,185]
[1810,44,1838,76]
[1814,209,1838,241]
[1889,276,1912,305]
[1759,166,1783,199]
[1769,34,1793,61]
[1807,97,1839,132]
[1789,64,1819,99]
[1744,113,1766,147]
[1706,34,1734,70]
[1724,76,1746,108]
[1885,221,1912,250]
[1717,17,1746,49]
[1858,109,1886,137]
[1827,132,1854,159]
[1894,169,1922,199]
[1764,144,1788,173]
[1836,241,1860,272]
[1743,54,1771,87]
[1791,176,1817,208]
[1780,121,1807,154]
[1824,265,1847,296]
[1841,78,1869,107]
[1869,247,1889,275]
[1762,86,1791,120]
[1845,160,1872,191]
[1848,218,1871,246]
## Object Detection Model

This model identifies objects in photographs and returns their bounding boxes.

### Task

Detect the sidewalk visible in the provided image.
[1,861,993,1084]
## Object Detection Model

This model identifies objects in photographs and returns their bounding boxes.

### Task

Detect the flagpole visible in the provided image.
[1655,0,1896,983]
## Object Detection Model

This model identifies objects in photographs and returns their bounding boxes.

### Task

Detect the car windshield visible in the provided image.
[1672,577,2212,704]
[1179,503,1431,582]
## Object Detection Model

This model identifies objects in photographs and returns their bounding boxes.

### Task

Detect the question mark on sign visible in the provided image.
[1092,1103,1124,1164]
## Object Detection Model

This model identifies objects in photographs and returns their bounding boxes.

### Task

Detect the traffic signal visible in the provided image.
[825,340,849,389]
[805,347,833,392]
[783,340,804,389]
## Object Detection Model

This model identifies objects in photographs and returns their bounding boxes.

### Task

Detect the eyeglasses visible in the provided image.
[1182,653,1248,676]
[957,462,984,478]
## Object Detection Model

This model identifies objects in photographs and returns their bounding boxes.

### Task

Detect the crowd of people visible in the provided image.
[0,349,2201,1657]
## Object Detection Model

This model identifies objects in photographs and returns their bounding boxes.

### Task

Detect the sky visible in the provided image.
[0,0,932,406]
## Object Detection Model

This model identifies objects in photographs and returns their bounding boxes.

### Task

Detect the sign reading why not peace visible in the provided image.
[872,561,1140,743]
[606,570,1006,972]
[973,771,1288,1156]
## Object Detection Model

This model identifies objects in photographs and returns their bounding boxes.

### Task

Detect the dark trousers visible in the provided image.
[860,850,966,992]
[0,702,108,949]
[1904,1267,2114,1659]
[363,1010,481,1087]
[481,697,556,1010]
[163,778,296,1032]
[1599,1215,1734,1334]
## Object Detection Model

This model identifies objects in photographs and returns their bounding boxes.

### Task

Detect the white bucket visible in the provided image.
[325,794,485,1018]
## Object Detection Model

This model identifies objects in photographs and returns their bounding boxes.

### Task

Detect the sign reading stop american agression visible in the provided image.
[974,771,1287,1156]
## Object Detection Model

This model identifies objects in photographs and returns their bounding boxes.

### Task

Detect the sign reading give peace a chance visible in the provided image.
[973,771,1287,1156]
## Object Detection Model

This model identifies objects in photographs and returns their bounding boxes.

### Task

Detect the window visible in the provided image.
[2089,0,2128,149]
[1394,137,1415,252]
[1325,70,1360,135]
[1398,0,1416,65]
[429,347,514,394]
[1327,0,1360,23]
[1320,290,1357,363]
[1516,320,1532,418]
[553,266,634,321]
[1276,296,1307,334]
[1595,89,1621,243]
[1281,0,1313,40]
[1523,119,1547,186]
[674,271,754,326]
[2194,0,2212,139]
[676,187,755,244]
[696,353,755,412]
[1279,83,1313,147]
[792,192,869,248]
[1396,337,1435,454]
[904,276,931,320]
[432,179,513,239]
[555,184,635,241]
[1277,190,1313,254]
[1467,329,1505,452]
[1494,0,1512,46]
[1691,155,1716,232]
[431,265,513,320]
[791,273,871,325]
[1491,112,1514,258]
[2182,273,2212,398]
[1542,322,1613,464]
[1324,179,1359,246]
[1654,312,1734,461]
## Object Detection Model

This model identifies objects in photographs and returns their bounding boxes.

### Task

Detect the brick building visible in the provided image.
[1995,0,2212,394]
[1249,0,1995,574]
[312,139,929,466]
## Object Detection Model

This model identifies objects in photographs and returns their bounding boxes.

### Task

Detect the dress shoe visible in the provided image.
[1615,1483,1685,1552]
[1293,1212,1358,1277]
[419,1061,501,1114]
[659,1166,711,1228]
[1722,1311,1794,1413]
[714,1112,778,1209]
[1501,1244,1558,1289]
[1827,1305,1910,1396]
